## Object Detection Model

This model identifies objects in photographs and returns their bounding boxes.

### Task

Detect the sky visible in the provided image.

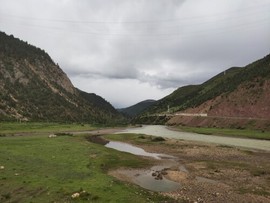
[0,0,270,108]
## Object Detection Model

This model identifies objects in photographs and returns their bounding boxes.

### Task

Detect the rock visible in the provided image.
[197,197,204,202]
[0,166,4,170]
[155,173,163,180]
[161,170,168,175]
[71,192,80,198]
[48,134,57,138]
[152,172,157,176]
[212,192,220,197]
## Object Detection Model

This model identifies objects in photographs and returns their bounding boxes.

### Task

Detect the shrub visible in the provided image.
[151,136,165,142]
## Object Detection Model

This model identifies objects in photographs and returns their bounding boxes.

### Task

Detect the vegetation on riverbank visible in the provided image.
[0,122,97,134]
[172,126,270,140]
[0,133,174,202]
[0,122,130,135]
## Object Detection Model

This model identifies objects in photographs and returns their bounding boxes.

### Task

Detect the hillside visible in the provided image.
[137,54,270,130]
[0,31,123,123]
[118,100,156,117]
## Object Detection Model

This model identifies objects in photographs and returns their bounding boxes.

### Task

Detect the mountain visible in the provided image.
[118,100,156,117]
[136,54,270,130]
[0,31,123,123]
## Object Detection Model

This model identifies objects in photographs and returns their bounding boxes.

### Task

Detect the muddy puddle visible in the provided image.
[116,166,181,192]
[105,141,220,192]
[105,141,182,192]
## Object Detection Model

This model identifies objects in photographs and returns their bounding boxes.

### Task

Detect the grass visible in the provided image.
[0,122,97,134]
[175,126,270,140]
[0,133,174,202]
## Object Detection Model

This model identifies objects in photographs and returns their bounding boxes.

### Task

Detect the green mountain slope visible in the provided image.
[137,55,270,127]
[118,100,156,117]
[0,31,123,123]
[143,67,243,114]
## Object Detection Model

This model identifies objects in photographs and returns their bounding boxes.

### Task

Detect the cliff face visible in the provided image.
[0,31,122,122]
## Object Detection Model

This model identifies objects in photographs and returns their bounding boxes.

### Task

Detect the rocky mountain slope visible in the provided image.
[137,54,270,130]
[118,99,156,117]
[0,31,122,123]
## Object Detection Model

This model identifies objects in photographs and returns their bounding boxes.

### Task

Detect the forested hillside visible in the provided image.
[0,31,123,123]
[118,100,156,117]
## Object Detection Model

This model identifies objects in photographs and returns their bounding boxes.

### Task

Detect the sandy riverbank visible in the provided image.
[106,135,270,203]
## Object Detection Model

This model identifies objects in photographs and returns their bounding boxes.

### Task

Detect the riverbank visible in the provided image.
[105,133,270,202]
[169,125,270,140]
[120,125,270,151]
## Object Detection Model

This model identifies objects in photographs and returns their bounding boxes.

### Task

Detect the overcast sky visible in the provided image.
[0,0,270,108]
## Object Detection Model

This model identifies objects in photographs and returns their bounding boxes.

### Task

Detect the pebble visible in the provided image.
[197,197,204,202]
[71,192,80,198]
[212,192,220,197]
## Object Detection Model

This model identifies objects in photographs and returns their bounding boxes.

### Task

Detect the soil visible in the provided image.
[167,79,270,131]
[108,137,270,203]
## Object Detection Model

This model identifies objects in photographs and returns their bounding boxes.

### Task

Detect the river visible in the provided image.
[118,125,270,151]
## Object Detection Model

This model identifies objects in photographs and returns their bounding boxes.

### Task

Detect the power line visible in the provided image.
[1,17,269,41]
[0,3,270,25]
[0,9,269,37]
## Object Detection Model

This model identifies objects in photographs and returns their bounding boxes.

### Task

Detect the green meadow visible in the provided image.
[0,130,173,202]
[175,126,270,140]
[0,122,97,134]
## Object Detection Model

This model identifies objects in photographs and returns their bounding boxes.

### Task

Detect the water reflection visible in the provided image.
[106,141,174,160]
[105,141,181,192]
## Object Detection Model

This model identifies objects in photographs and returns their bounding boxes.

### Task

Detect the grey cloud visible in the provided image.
[0,0,269,107]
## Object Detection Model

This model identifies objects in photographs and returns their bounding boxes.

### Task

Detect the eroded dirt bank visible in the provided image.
[107,135,270,203]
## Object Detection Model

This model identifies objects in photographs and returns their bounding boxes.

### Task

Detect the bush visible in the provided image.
[151,136,165,142]
[55,132,73,136]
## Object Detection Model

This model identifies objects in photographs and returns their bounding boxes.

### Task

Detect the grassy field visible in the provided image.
[0,133,173,202]
[174,126,270,140]
[0,122,98,134]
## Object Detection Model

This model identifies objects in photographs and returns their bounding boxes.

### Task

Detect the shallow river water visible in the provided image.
[118,125,270,151]
[105,141,181,192]
[106,141,174,160]
[106,125,269,191]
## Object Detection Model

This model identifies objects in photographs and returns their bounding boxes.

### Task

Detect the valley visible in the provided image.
[0,123,269,202]
[0,18,270,202]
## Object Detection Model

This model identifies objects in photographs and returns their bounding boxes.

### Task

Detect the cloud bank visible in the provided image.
[0,0,270,107]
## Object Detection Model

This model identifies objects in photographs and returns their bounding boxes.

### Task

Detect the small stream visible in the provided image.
[105,141,181,192]
[106,141,174,160]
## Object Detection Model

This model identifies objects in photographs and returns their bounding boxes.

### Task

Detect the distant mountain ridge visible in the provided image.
[136,54,270,130]
[0,31,123,123]
[118,100,156,117]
